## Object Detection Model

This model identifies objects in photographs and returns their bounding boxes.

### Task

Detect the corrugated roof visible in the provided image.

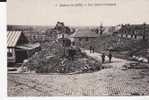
[7,31,22,47]
[71,29,98,38]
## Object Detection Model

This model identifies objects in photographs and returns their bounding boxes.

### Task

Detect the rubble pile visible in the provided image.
[122,62,149,70]
[23,41,102,73]
[51,57,101,73]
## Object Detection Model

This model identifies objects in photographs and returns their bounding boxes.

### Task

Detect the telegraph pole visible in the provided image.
[143,22,146,40]
[99,23,104,35]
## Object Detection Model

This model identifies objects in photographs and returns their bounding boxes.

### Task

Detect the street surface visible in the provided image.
[8,50,149,96]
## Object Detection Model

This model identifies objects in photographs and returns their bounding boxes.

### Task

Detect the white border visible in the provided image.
[0,2,7,100]
[0,1,149,100]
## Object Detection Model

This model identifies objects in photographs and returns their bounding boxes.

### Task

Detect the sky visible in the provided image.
[7,0,149,26]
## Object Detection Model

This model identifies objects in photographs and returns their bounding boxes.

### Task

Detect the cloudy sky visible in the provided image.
[7,0,149,26]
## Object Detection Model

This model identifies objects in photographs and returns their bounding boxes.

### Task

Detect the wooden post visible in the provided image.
[143,23,146,40]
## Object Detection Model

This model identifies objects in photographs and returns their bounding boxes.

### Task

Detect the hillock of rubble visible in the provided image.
[22,40,102,73]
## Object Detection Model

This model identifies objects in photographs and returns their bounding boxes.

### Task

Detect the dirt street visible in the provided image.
[8,50,149,96]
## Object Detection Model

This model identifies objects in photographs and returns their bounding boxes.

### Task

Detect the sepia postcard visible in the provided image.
[1,0,149,99]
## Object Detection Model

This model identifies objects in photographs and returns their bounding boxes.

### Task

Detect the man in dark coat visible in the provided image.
[101,53,105,63]
[108,51,112,63]
[90,46,93,53]
[92,46,95,53]
[147,56,149,63]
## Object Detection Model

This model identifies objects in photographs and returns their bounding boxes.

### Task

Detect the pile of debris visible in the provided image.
[122,62,149,70]
[131,56,148,63]
[51,57,101,73]
[21,41,102,73]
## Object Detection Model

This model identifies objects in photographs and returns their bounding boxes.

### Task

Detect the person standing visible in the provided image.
[92,46,95,53]
[147,56,149,63]
[108,51,112,63]
[90,46,92,53]
[101,53,105,64]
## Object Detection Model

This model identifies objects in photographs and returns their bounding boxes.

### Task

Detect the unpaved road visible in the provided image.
[8,50,149,96]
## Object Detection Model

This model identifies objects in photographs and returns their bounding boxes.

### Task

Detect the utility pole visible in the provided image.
[143,22,146,40]
[99,23,104,35]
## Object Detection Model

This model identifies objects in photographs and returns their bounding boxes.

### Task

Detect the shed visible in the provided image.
[7,31,41,64]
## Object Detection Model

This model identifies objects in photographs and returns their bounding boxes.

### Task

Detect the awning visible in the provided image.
[16,43,40,50]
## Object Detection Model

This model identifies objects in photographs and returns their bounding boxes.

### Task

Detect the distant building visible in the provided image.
[23,31,47,42]
[114,24,149,40]
[7,31,41,64]
[71,29,98,47]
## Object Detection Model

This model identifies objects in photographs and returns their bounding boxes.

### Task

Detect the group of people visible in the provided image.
[89,45,113,64]
[89,46,149,64]
[101,52,112,64]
